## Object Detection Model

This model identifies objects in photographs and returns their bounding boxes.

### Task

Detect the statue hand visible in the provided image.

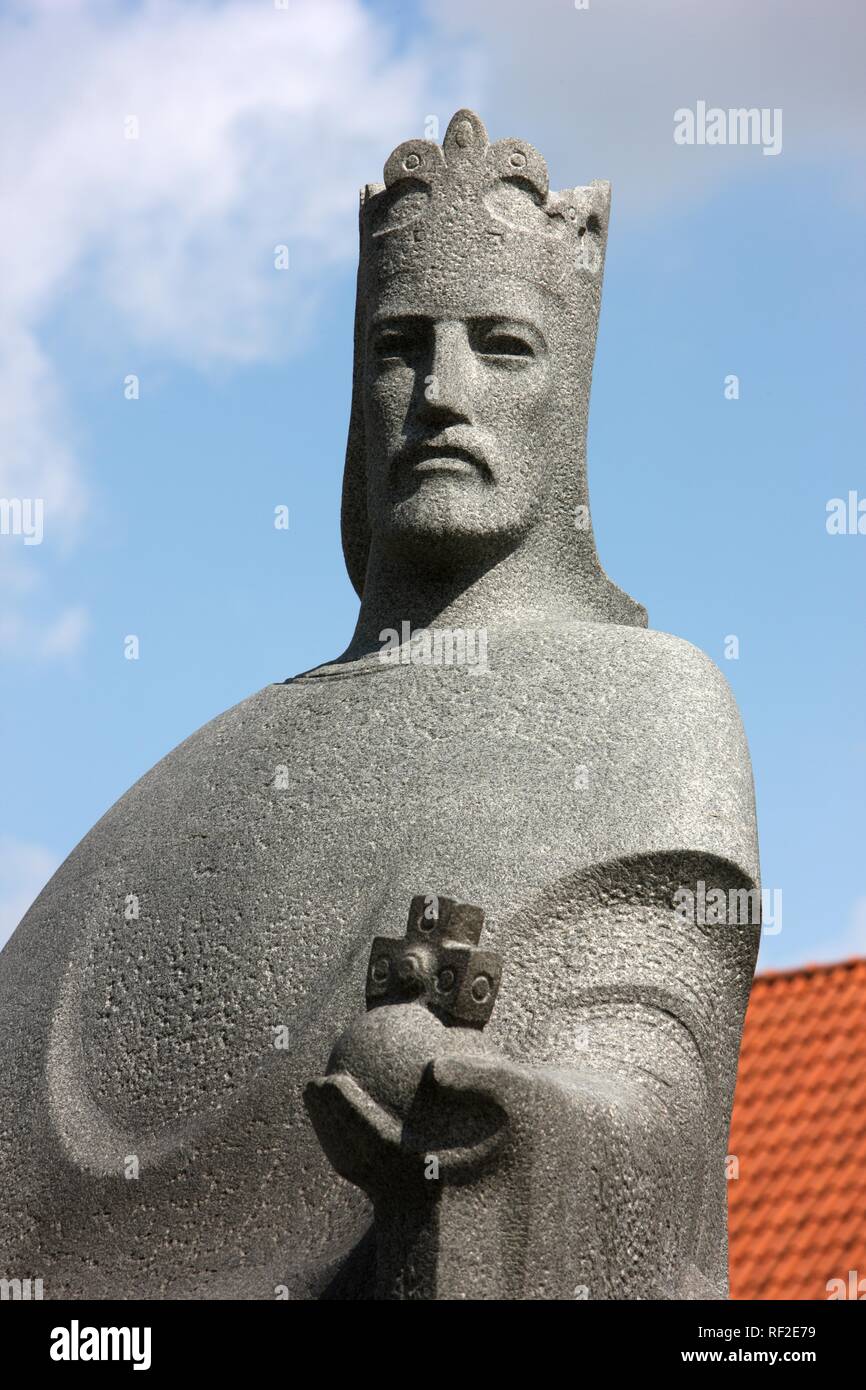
[421,1053,523,1177]
[304,1003,512,1194]
[303,1071,403,1190]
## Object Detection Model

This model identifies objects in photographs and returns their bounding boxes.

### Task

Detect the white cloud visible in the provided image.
[430,0,866,212]
[0,0,464,655]
[0,836,60,951]
[4,0,863,660]
[0,0,441,357]
[0,604,89,660]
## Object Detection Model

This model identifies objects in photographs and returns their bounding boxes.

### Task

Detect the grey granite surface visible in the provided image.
[0,111,759,1300]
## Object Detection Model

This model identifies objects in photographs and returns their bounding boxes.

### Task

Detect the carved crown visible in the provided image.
[357,109,610,306]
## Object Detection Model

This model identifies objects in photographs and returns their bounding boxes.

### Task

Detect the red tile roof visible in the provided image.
[728,956,866,1300]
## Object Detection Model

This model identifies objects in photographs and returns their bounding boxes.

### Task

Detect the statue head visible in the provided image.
[342,109,645,626]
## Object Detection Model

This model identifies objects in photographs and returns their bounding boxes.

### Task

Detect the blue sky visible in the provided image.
[1,0,864,967]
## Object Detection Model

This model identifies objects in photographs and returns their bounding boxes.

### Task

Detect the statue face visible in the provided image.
[363,275,567,557]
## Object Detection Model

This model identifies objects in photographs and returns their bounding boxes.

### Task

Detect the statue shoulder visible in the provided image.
[135,682,295,781]
[56,682,295,863]
[623,624,745,719]
[568,622,748,744]
[1,681,302,960]
[556,621,759,882]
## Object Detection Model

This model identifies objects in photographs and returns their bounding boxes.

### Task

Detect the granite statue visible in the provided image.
[0,111,760,1300]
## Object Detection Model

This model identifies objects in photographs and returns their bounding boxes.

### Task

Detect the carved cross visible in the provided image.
[366,894,502,1028]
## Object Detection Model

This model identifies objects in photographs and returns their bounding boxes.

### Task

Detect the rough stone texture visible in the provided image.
[0,111,759,1300]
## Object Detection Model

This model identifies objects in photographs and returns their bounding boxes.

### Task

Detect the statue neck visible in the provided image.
[343,526,596,660]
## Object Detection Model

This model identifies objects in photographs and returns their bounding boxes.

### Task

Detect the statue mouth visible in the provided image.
[414,451,479,476]
[400,437,492,482]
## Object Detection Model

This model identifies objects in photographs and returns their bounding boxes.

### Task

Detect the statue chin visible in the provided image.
[376,495,532,573]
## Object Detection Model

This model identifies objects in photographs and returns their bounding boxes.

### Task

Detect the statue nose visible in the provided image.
[419,322,473,423]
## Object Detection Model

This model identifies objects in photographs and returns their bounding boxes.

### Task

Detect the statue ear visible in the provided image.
[341,191,375,599]
[340,323,369,599]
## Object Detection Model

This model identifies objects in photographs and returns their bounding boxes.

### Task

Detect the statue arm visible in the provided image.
[307,999,712,1300]
[306,849,758,1299]
[473,847,760,1299]
[425,1003,713,1300]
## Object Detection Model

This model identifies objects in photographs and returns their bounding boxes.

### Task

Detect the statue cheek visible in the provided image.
[480,363,552,421]
[364,383,408,461]
[515,360,553,412]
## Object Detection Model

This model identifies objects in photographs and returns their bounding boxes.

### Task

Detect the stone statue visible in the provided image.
[0,111,760,1300]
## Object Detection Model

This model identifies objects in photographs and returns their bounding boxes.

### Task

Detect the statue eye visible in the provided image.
[372,324,425,361]
[473,324,535,359]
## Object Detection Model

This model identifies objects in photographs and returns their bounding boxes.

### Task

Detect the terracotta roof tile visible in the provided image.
[728,956,866,1300]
